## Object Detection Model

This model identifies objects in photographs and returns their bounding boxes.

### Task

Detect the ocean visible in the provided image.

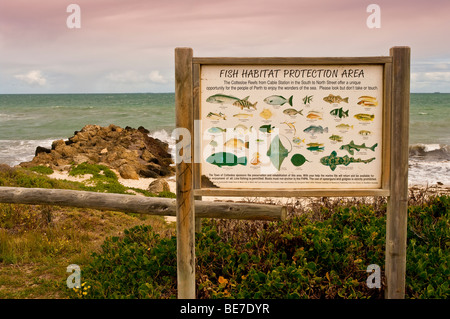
[0,93,448,186]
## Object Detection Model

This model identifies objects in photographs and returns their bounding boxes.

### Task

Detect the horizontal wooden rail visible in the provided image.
[0,187,286,221]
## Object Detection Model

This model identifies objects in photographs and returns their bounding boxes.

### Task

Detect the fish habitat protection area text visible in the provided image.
[219,68,365,79]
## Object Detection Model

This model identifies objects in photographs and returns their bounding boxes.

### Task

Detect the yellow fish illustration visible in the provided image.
[233,113,253,119]
[281,121,296,134]
[358,96,378,107]
[259,108,273,120]
[354,113,375,122]
[224,138,249,150]
[306,111,323,120]
[250,152,261,165]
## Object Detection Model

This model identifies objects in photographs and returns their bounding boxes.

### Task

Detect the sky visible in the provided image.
[0,0,449,94]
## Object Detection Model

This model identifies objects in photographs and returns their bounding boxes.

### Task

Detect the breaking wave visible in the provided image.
[409,143,450,161]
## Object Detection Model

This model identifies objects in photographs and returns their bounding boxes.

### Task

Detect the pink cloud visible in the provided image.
[0,0,448,92]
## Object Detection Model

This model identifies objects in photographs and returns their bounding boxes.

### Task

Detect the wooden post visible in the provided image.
[385,46,410,299]
[175,47,195,299]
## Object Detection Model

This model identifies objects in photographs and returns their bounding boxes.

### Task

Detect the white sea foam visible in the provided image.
[0,139,57,167]
[148,129,176,160]
[408,158,450,186]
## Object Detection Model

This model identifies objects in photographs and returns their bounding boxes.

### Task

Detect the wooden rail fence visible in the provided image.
[0,186,286,221]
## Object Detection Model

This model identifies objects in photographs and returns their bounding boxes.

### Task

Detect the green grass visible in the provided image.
[27,166,54,175]
[0,164,176,298]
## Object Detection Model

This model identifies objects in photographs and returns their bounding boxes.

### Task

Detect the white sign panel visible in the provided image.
[200,64,383,189]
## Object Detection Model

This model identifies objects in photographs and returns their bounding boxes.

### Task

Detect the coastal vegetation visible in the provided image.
[0,164,448,299]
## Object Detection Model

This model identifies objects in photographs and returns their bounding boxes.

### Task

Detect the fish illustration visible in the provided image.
[281,121,296,134]
[292,137,305,145]
[283,108,303,116]
[302,95,313,104]
[291,153,309,167]
[259,108,273,119]
[330,107,349,118]
[250,152,261,165]
[206,152,247,167]
[206,94,244,105]
[359,130,372,136]
[233,113,253,119]
[207,112,226,120]
[336,123,353,131]
[208,127,226,134]
[320,151,375,171]
[264,95,293,106]
[267,135,290,170]
[307,143,325,152]
[224,138,249,150]
[306,111,323,120]
[259,124,276,133]
[209,140,218,147]
[323,94,349,104]
[358,96,378,107]
[234,124,252,134]
[303,125,328,135]
[354,113,375,121]
[339,140,378,155]
[233,99,257,110]
[329,134,343,142]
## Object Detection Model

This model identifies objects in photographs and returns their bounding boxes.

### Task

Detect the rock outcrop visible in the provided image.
[19,124,174,179]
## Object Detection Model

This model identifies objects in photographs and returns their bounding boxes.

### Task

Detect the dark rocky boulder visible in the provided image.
[19,124,174,179]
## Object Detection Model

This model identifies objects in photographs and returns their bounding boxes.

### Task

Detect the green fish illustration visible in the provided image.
[264,95,293,106]
[320,151,375,171]
[206,94,247,105]
[267,135,290,170]
[259,124,276,133]
[306,144,325,152]
[291,154,309,167]
[354,113,375,121]
[302,95,313,104]
[330,107,349,118]
[208,127,226,134]
[283,108,303,116]
[206,152,247,167]
[303,125,328,135]
[339,140,378,155]
[329,134,343,142]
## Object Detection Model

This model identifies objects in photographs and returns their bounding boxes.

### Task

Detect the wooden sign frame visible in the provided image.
[175,47,410,299]
[193,57,392,198]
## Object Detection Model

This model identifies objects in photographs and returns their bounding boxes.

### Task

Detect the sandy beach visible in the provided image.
[47,169,449,225]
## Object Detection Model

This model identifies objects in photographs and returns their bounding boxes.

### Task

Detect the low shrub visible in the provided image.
[73,195,449,299]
